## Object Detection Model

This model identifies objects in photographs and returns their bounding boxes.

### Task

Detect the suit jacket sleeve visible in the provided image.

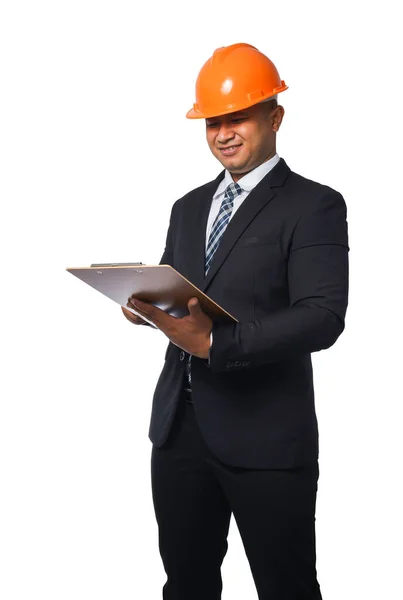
[209,190,349,372]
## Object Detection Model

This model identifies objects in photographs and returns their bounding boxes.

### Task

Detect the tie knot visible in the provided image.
[225,182,243,200]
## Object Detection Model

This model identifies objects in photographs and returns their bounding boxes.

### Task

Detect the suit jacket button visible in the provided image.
[226,361,233,368]
[234,361,241,367]
[242,361,250,366]
[179,351,185,361]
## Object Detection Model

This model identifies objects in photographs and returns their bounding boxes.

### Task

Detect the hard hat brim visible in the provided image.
[186,84,288,119]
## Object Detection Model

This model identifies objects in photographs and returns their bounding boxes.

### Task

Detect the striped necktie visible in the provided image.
[184,181,243,394]
[205,182,243,275]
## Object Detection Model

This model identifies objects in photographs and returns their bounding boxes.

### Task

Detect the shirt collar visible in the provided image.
[213,153,281,199]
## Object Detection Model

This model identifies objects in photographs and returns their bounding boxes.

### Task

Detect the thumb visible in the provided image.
[188,297,202,316]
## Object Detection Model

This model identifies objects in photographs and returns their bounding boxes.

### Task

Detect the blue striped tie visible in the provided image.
[205,182,243,275]
[184,182,243,395]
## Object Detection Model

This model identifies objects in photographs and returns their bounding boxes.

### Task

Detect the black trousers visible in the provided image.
[151,393,323,600]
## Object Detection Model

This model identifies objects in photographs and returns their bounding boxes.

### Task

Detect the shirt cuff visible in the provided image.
[207,331,213,365]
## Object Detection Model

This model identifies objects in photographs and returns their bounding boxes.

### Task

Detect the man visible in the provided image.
[122,43,348,600]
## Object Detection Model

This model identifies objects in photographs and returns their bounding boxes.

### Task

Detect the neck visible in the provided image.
[230,150,277,182]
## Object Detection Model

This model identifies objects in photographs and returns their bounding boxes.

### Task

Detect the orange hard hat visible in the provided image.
[186,43,288,119]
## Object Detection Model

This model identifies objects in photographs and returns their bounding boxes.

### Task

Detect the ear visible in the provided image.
[272,105,285,132]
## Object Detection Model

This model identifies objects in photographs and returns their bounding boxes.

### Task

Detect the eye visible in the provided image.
[206,122,219,128]
[232,118,246,124]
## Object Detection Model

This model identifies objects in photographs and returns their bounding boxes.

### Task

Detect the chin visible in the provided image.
[219,156,245,170]
[225,162,250,175]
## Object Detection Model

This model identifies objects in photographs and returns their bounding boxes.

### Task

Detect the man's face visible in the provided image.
[205,102,284,181]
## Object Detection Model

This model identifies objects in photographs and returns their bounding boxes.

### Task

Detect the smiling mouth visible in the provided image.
[219,145,242,155]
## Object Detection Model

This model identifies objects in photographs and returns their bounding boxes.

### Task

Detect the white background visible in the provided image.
[1,1,402,598]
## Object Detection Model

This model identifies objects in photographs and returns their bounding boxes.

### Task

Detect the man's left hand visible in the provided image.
[127,296,213,359]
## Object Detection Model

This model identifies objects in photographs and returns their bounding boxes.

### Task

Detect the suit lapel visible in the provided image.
[202,158,290,292]
[182,171,225,291]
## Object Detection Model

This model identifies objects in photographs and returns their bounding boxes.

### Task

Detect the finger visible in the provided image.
[122,311,141,324]
[125,301,157,327]
[123,304,142,318]
[126,299,146,314]
[128,297,164,325]
[128,298,152,320]
[121,306,146,324]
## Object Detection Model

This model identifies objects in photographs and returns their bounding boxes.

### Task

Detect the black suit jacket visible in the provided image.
[148,158,349,469]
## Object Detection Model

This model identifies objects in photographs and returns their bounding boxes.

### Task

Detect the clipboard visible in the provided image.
[66,264,238,324]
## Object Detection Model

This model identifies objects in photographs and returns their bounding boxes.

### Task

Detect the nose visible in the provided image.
[216,123,236,145]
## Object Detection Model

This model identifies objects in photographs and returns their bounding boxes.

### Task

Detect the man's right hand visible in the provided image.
[121,306,152,326]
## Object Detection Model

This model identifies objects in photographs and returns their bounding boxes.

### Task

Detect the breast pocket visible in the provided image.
[238,233,278,247]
